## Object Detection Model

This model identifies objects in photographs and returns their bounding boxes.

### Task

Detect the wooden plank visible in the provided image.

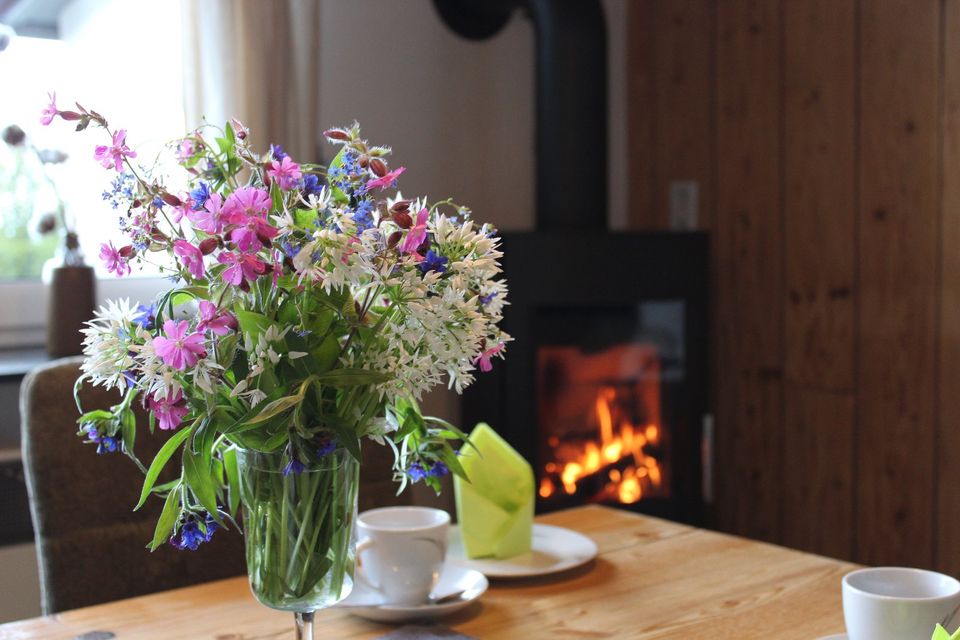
[0,506,855,640]
[626,0,658,229]
[653,0,715,230]
[714,0,784,543]
[938,0,960,577]
[857,0,940,567]
[780,0,857,559]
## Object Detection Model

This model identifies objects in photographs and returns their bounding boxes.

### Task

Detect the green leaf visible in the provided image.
[149,488,181,551]
[183,447,222,524]
[78,409,113,424]
[223,447,240,516]
[311,334,340,373]
[120,409,137,456]
[135,424,194,510]
[243,394,303,426]
[437,443,468,480]
[314,368,388,387]
[236,309,273,339]
[293,208,319,229]
[326,418,362,462]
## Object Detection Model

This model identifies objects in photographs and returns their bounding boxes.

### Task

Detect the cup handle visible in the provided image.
[355,537,381,592]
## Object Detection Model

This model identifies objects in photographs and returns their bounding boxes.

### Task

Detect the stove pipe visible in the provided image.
[433,0,608,230]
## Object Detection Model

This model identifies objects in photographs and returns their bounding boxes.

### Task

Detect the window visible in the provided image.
[0,0,184,345]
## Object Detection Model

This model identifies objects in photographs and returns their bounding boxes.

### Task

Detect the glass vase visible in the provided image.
[237,448,359,640]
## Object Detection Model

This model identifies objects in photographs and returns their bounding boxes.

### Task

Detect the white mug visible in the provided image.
[843,567,960,640]
[355,506,450,606]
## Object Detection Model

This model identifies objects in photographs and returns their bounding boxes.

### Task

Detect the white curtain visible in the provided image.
[181,0,321,162]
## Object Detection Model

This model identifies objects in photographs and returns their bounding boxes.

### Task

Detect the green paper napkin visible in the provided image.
[454,422,534,559]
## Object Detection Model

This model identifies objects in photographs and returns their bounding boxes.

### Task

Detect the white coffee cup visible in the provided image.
[355,506,450,606]
[843,567,960,639]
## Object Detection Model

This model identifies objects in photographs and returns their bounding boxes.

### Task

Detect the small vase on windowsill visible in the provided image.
[43,231,95,357]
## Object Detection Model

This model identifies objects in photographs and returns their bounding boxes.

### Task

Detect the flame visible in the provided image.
[544,386,665,505]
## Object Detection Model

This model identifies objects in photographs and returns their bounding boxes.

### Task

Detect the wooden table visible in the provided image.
[0,505,855,639]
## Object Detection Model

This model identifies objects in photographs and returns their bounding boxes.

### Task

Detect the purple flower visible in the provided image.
[270,144,287,161]
[152,320,207,370]
[217,251,267,286]
[40,92,58,126]
[99,241,131,277]
[188,192,226,234]
[399,208,428,257]
[480,292,497,306]
[196,300,237,336]
[267,156,302,191]
[170,513,218,551]
[419,250,448,274]
[173,240,205,279]
[365,166,405,192]
[148,389,189,431]
[317,438,337,457]
[93,129,137,172]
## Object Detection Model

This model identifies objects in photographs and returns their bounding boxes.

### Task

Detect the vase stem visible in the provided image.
[295,611,314,640]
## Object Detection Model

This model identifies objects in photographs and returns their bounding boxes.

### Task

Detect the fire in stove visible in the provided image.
[537,344,669,507]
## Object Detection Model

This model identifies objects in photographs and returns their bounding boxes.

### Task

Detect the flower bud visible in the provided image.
[393,211,412,229]
[358,154,370,169]
[323,128,350,142]
[369,158,388,177]
[198,237,219,255]
[390,200,410,214]
[118,245,134,258]
[387,231,402,248]
[160,192,182,207]
[231,118,248,140]
[58,111,82,121]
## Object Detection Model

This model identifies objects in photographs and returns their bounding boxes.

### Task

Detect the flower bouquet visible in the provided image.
[42,96,508,636]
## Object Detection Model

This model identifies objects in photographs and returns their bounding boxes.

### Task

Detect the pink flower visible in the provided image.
[473,343,505,373]
[40,92,58,126]
[365,166,405,192]
[152,320,207,371]
[94,129,137,172]
[197,300,237,335]
[99,241,131,277]
[188,192,226,234]
[176,139,195,162]
[267,156,303,191]
[149,389,189,431]
[173,240,205,279]
[222,186,271,218]
[228,214,278,252]
[217,251,267,286]
[399,207,428,256]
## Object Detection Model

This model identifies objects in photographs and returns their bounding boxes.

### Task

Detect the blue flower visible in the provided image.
[189,181,211,211]
[480,292,497,306]
[171,514,218,551]
[301,173,322,197]
[352,200,375,232]
[419,250,448,275]
[407,460,450,482]
[317,438,337,457]
[133,303,156,330]
[282,241,302,259]
[283,458,306,476]
[152,197,165,210]
[84,424,119,454]
[271,144,287,160]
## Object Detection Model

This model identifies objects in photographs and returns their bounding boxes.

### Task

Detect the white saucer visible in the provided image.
[336,563,487,623]
[447,523,598,578]
[816,634,847,639]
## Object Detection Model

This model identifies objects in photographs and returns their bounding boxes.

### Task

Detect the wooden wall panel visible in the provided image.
[626,0,657,229]
[714,0,783,543]
[857,0,939,567]
[938,0,960,577]
[652,0,715,231]
[780,0,856,558]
